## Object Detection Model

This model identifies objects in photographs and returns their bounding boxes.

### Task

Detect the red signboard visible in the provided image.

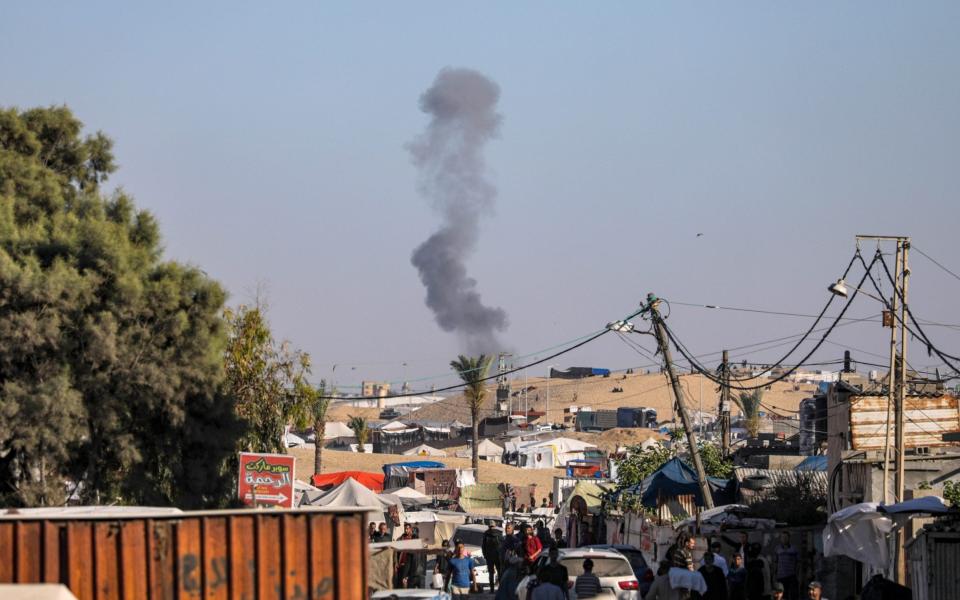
[238,452,296,508]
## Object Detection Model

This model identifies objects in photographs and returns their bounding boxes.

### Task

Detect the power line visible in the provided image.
[914,245,960,284]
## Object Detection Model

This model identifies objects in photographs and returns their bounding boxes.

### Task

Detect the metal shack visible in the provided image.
[0,507,367,600]
[907,519,960,600]
[826,381,960,511]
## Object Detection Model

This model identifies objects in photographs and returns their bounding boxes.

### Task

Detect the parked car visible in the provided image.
[516,547,641,600]
[580,544,653,596]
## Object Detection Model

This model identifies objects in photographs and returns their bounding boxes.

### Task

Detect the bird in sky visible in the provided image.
[696,233,704,237]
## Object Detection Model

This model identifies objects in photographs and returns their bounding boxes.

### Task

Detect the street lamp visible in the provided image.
[827,278,885,304]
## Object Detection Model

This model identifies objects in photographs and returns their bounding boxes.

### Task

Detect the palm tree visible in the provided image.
[734,389,763,438]
[450,354,492,472]
[311,382,333,476]
[348,415,370,453]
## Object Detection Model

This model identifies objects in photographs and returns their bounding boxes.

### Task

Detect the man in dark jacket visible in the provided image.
[482,522,504,589]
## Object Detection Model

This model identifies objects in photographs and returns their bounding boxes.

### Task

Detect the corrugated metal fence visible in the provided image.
[0,508,367,600]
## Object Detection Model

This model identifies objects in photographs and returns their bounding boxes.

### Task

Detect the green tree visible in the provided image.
[348,415,370,452]
[293,380,332,477]
[697,442,734,478]
[450,355,492,472]
[223,304,315,455]
[615,443,674,490]
[734,390,763,438]
[0,106,240,508]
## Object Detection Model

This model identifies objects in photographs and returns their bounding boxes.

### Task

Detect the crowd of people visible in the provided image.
[370,517,828,600]
[652,530,827,600]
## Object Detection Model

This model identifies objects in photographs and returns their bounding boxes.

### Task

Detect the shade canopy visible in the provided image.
[622,457,733,508]
[311,471,384,492]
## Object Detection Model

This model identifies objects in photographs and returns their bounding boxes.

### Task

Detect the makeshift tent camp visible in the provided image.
[382,461,446,489]
[554,480,615,546]
[311,471,385,492]
[402,444,447,457]
[621,457,733,508]
[506,437,596,468]
[455,439,503,462]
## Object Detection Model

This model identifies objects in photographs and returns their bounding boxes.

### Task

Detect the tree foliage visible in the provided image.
[348,415,370,452]
[306,380,332,476]
[0,106,241,508]
[615,440,733,490]
[450,354,491,472]
[944,481,960,507]
[734,390,763,438]
[223,304,315,455]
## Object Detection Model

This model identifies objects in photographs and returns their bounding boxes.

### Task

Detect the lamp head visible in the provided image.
[828,279,849,298]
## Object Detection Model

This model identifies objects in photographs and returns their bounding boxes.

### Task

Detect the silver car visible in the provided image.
[516,548,641,600]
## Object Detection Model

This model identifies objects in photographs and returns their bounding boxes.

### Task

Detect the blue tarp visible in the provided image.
[621,457,733,508]
[794,455,828,472]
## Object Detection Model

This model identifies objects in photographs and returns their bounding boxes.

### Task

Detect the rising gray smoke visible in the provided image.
[409,67,509,355]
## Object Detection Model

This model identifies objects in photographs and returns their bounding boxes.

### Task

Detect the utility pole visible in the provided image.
[497,353,511,418]
[882,244,900,505]
[854,234,910,584]
[720,350,731,457]
[648,293,715,509]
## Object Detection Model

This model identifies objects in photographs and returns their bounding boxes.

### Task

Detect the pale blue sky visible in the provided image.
[3,2,959,390]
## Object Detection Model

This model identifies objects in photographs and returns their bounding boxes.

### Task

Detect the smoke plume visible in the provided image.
[409,67,509,355]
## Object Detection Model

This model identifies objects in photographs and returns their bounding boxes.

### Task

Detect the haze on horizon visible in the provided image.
[3,2,958,392]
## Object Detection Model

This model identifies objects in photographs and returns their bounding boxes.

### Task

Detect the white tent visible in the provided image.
[284,432,306,448]
[455,439,503,462]
[386,486,433,505]
[520,437,596,467]
[305,477,401,515]
[402,444,447,457]
[323,421,355,439]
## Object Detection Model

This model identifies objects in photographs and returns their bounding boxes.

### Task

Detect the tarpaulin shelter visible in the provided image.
[554,480,615,547]
[823,502,894,569]
[458,483,504,516]
[623,457,733,508]
[311,470,384,492]
[385,486,433,507]
[382,461,446,489]
[794,455,828,471]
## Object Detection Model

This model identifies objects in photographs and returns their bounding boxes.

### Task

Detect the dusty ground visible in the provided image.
[407,371,816,425]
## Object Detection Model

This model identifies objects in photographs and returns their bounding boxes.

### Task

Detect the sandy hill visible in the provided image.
[290,447,562,496]
[408,371,817,426]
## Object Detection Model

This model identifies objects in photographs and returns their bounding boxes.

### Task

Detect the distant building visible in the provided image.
[361,381,391,398]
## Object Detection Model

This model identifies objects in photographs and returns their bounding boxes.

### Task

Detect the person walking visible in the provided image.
[523,523,543,572]
[482,521,504,590]
[698,552,729,600]
[495,552,523,600]
[446,540,477,599]
[702,541,729,576]
[537,545,569,593]
[745,543,770,600]
[573,558,602,599]
[774,533,799,600]
[553,528,567,549]
[727,554,747,600]
[645,561,681,600]
[395,524,420,588]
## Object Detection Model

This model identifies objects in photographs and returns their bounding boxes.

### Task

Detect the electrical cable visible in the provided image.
[863,251,960,374]
[914,245,960,285]
[664,252,881,391]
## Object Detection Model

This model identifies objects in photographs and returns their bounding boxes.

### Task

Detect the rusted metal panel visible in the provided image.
[849,394,960,450]
[0,508,367,600]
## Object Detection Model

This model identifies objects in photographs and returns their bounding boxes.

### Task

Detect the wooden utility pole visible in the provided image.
[721,350,731,457]
[647,293,715,509]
